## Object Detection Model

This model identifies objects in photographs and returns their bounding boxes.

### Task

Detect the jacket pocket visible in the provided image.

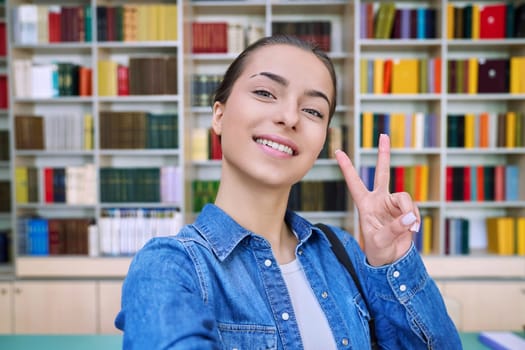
[217,323,277,350]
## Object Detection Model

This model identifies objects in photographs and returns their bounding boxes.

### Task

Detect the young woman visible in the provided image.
[115,35,461,349]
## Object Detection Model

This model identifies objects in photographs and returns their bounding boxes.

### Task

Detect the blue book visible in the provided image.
[479,331,525,350]
[505,165,519,201]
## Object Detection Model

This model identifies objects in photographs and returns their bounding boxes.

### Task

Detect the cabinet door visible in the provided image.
[0,282,13,333]
[441,280,525,331]
[98,280,123,334]
[13,281,97,334]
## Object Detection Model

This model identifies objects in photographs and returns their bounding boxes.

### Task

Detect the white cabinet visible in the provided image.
[98,280,123,334]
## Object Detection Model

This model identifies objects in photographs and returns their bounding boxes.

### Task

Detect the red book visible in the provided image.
[48,8,61,43]
[209,129,222,160]
[44,168,54,203]
[446,166,453,201]
[117,65,129,96]
[0,23,6,56]
[394,166,405,193]
[0,75,8,108]
[79,67,92,96]
[463,166,471,201]
[480,4,506,39]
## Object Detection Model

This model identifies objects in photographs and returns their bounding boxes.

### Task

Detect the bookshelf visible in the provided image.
[0,0,522,334]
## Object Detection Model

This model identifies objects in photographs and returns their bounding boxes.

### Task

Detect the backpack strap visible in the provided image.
[315,223,379,350]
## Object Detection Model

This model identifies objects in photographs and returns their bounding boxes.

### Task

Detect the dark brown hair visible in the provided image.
[213,35,338,121]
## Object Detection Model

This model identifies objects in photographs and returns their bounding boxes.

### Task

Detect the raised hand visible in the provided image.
[335,133,420,266]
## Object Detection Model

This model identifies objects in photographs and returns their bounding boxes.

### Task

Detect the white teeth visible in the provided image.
[256,138,293,155]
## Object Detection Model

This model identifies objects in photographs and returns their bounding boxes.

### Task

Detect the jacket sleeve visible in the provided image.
[115,237,222,350]
[346,237,462,349]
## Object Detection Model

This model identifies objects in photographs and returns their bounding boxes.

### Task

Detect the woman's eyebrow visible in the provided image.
[250,71,331,107]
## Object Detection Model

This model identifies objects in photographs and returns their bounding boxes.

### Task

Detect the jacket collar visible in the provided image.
[192,204,322,261]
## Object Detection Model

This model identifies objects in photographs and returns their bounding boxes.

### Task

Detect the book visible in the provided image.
[478,331,525,350]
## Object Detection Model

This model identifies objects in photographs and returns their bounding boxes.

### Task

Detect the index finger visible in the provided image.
[335,149,368,203]
[374,133,391,193]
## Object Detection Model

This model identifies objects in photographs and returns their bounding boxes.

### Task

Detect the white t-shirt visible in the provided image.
[280,259,337,350]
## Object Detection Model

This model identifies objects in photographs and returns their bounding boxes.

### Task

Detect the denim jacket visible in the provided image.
[115,204,461,349]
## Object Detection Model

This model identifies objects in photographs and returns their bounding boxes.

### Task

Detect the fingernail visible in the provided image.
[334,149,342,155]
[401,212,417,226]
[410,222,420,232]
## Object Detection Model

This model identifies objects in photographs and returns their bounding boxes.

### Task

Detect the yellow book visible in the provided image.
[360,59,368,94]
[83,113,93,150]
[192,128,209,161]
[404,166,415,199]
[164,4,178,41]
[136,4,148,42]
[419,164,429,202]
[361,111,374,148]
[373,59,384,94]
[97,60,117,96]
[464,113,475,148]
[447,4,454,39]
[471,5,480,39]
[503,217,516,255]
[422,215,433,255]
[506,111,516,148]
[15,167,29,204]
[391,59,419,94]
[467,57,478,94]
[510,57,525,94]
[390,113,405,148]
[147,5,159,41]
[516,217,525,255]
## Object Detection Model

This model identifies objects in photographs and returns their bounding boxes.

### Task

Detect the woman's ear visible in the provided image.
[212,101,224,136]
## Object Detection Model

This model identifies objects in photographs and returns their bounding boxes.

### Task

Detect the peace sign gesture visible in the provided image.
[335,134,420,266]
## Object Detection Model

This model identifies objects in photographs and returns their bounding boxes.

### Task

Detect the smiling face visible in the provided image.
[212,43,335,189]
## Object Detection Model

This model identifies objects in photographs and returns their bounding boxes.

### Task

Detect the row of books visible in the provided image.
[191,74,222,107]
[319,126,349,159]
[191,22,264,54]
[361,112,438,149]
[13,60,92,98]
[361,165,430,202]
[192,128,222,161]
[445,165,520,202]
[100,111,178,150]
[0,181,10,212]
[96,4,178,42]
[18,217,93,256]
[444,217,471,255]
[447,2,525,39]
[0,230,10,263]
[447,112,524,149]
[11,5,92,44]
[360,58,442,94]
[94,208,183,256]
[413,215,433,255]
[287,180,347,212]
[272,21,331,52]
[15,164,96,205]
[448,57,525,94]
[0,130,9,160]
[15,114,93,151]
[98,56,178,96]
[360,3,437,40]
[100,166,181,204]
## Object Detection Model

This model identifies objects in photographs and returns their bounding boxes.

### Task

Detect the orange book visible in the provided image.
[79,67,92,96]
[383,59,393,93]
[434,58,442,93]
[479,112,489,147]
[476,165,485,201]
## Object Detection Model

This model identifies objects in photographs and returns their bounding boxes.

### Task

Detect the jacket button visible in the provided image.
[281,312,290,320]
[341,338,349,346]
[264,259,272,267]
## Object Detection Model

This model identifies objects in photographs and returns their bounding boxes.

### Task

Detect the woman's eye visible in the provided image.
[253,90,275,98]
[303,108,324,119]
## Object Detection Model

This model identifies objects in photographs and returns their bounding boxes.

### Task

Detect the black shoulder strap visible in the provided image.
[315,223,378,350]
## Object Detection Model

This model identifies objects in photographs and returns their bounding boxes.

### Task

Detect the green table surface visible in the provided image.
[0,332,514,349]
